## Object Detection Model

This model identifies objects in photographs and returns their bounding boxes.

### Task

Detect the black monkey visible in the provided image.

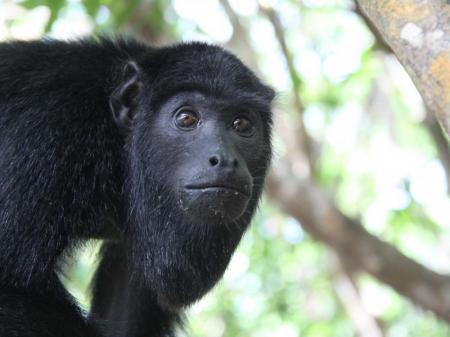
[0,37,274,337]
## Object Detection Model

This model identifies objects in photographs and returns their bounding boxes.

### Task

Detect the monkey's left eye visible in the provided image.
[175,108,200,130]
[232,116,254,137]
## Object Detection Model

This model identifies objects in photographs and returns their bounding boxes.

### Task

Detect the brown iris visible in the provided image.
[175,108,199,129]
[232,116,254,136]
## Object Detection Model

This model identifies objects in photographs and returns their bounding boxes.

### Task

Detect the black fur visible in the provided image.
[0,37,274,337]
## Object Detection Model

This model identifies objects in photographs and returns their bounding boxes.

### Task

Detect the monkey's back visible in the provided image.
[0,38,141,286]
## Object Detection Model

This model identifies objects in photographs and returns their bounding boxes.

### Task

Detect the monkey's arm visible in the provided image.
[89,243,181,337]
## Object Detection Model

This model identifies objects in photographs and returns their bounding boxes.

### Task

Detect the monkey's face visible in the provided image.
[112,44,274,309]
[150,91,268,225]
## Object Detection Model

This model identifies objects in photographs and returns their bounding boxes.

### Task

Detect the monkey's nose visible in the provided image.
[208,154,239,168]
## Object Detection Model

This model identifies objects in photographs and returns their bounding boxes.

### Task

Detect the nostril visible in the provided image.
[233,159,239,168]
[209,156,219,166]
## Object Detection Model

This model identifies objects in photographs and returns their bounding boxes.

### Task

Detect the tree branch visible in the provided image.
[353,1,392,53]
[266,165,450,322]
[331,254,385,337]
[219,0,259,71]
[354,1,450,192]
[259,5,316,174]
[424,111,450,195]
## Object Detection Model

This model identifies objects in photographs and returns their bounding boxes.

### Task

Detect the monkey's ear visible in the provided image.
[110,61,143,132]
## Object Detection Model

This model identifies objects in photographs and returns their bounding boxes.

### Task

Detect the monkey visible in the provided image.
[0,37,274,337]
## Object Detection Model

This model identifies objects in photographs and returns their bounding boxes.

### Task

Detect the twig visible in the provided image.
[259,4,316,175]
[424,111,450,195]
[331,253,385,337]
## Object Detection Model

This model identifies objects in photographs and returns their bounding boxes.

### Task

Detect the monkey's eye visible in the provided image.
[175,108,200,130]
[232,116,254,137]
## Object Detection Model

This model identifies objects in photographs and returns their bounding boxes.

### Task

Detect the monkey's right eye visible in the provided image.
[175,108,200,130]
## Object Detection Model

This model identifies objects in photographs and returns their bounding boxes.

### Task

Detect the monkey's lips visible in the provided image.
[185,184,250,197]
[181,184,251,222]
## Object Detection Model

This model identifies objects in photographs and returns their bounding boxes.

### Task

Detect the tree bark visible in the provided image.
[356,0,450,139]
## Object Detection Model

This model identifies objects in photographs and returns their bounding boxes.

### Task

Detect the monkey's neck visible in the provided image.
[89,242,180,337]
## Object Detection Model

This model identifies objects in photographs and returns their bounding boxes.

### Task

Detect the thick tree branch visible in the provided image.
[354,1,450,191]
[266,166,450,322]
[353,1,392,53]
[356,0,450,138]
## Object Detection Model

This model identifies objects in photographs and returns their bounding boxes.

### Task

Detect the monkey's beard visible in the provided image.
[125,173,263,310]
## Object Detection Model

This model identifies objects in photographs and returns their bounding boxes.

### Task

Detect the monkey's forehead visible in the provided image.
[152,90,269,116]
[138,43,275,104]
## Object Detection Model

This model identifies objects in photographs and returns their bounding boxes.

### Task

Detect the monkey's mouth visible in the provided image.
[185,184,250,198]
[181,183,251,222]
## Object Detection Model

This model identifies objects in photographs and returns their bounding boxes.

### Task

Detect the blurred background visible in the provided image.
[1,0,450,336]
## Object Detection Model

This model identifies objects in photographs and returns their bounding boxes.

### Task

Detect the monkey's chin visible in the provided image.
[180,187,250,224]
